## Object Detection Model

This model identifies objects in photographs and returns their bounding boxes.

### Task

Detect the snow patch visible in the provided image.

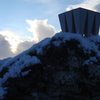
[0,31,100,99]
[0,55,41,98]
[22,69,31,77]
[82,57,97,66]
[0,87,7,99]
[53,32,100,56]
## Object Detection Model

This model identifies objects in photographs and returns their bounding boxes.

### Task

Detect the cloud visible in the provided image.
[26,19,55,41]
[16,19,56,54]
[0,30,21,53]
[66,0,100,11]
[94,4,100,11]
[16,40,37,54]
[0,19,55,59]
[0,34,15,59]
[0,30,37,59]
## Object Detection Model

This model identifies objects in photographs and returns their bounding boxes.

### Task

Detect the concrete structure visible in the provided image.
[58,7,100,37]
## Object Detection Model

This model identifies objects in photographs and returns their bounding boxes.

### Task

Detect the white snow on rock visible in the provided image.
[22,69,31,77]
[53,32,100,55]
[29,37,51,55]
[82,57,98,66]
[0,87,7,99]
[0,55,41,98]
[0,31,100,99]
[0,57,11,67]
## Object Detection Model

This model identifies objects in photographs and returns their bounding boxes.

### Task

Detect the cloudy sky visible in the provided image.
[0,0,100,59]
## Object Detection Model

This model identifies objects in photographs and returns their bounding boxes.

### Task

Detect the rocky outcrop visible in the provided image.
[1,32,100,100]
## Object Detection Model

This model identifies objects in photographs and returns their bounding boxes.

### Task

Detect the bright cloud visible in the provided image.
[26,19,55,41]
[0,30,21,53]
[0,30,38,54]
[66,0,100,11]
[0,31,37,59]
[0,19,56,59]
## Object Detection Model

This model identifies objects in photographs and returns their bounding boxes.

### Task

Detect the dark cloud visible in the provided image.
[16,40,36,54]
[0,34,36,59]
[0,34,15,59]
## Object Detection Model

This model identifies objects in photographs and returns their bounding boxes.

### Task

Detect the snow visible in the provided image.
[0,87,7,99]
[0,57,11,67]
[1,55,41,79]
[52,39,63,47]
[29,37,51,55]
[22,69,31,77]
[53,32,100,56]
[0,31,100,99]
[0,55,41,99]
[82,57,98,66]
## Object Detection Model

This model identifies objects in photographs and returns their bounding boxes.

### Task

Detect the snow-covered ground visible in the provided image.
[0,32,100,99]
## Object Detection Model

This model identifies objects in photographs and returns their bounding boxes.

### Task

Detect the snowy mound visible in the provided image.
[1,32,100,99]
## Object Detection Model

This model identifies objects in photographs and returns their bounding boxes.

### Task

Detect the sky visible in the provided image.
[0,0,100,59]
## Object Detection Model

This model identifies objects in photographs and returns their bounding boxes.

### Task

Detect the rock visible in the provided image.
[1,32,100,100]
